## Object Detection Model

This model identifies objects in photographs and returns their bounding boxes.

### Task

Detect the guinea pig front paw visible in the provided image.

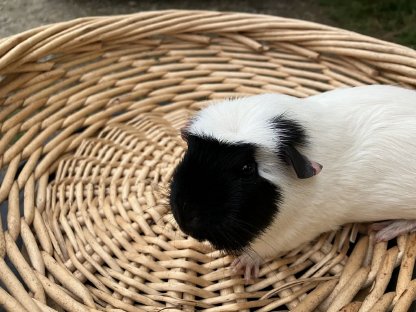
[231,252,263,283]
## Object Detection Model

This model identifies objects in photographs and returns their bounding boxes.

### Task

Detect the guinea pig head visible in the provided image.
[169,133,279,254]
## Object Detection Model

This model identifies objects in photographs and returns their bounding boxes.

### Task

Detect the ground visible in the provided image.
[1,0,414,48]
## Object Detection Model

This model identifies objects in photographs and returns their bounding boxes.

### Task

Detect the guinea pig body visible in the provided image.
[170,85,416,270]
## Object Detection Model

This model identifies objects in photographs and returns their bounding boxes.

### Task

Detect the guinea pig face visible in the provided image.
[169,134,281,254]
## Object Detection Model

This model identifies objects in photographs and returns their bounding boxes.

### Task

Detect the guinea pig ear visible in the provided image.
[281,145,322,179]
[272,114,322,179]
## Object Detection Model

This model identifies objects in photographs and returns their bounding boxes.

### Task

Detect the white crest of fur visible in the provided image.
[188,93,304,149]
[191,85,416,260]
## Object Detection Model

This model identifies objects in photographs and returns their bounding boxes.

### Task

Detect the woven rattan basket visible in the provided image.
[1,10,416,312]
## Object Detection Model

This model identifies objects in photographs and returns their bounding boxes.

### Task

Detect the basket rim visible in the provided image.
[1,10,415,71]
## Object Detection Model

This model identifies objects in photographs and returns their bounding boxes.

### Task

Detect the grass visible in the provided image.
[319,0,416,48]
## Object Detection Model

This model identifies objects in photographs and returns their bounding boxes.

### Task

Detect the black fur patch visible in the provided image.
[170,135,281,254]
[271,114,308,147]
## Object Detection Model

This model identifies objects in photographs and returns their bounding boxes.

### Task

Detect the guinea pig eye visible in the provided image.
[240,163,256,177]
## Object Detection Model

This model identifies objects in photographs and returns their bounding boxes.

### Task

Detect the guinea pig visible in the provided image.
[169,84,416,280]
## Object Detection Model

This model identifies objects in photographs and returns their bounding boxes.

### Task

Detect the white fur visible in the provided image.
[189,93,303,150]
[189,85,416,260]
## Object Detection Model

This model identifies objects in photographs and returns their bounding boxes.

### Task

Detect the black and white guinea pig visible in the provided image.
[169,85,416,279]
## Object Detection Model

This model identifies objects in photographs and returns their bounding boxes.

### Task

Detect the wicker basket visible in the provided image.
[1,10,416,312]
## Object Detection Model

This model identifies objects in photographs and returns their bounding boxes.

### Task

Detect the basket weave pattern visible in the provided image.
[1,10,416,312]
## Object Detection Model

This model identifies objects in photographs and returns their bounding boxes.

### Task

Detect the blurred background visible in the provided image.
[0,0,415,48]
